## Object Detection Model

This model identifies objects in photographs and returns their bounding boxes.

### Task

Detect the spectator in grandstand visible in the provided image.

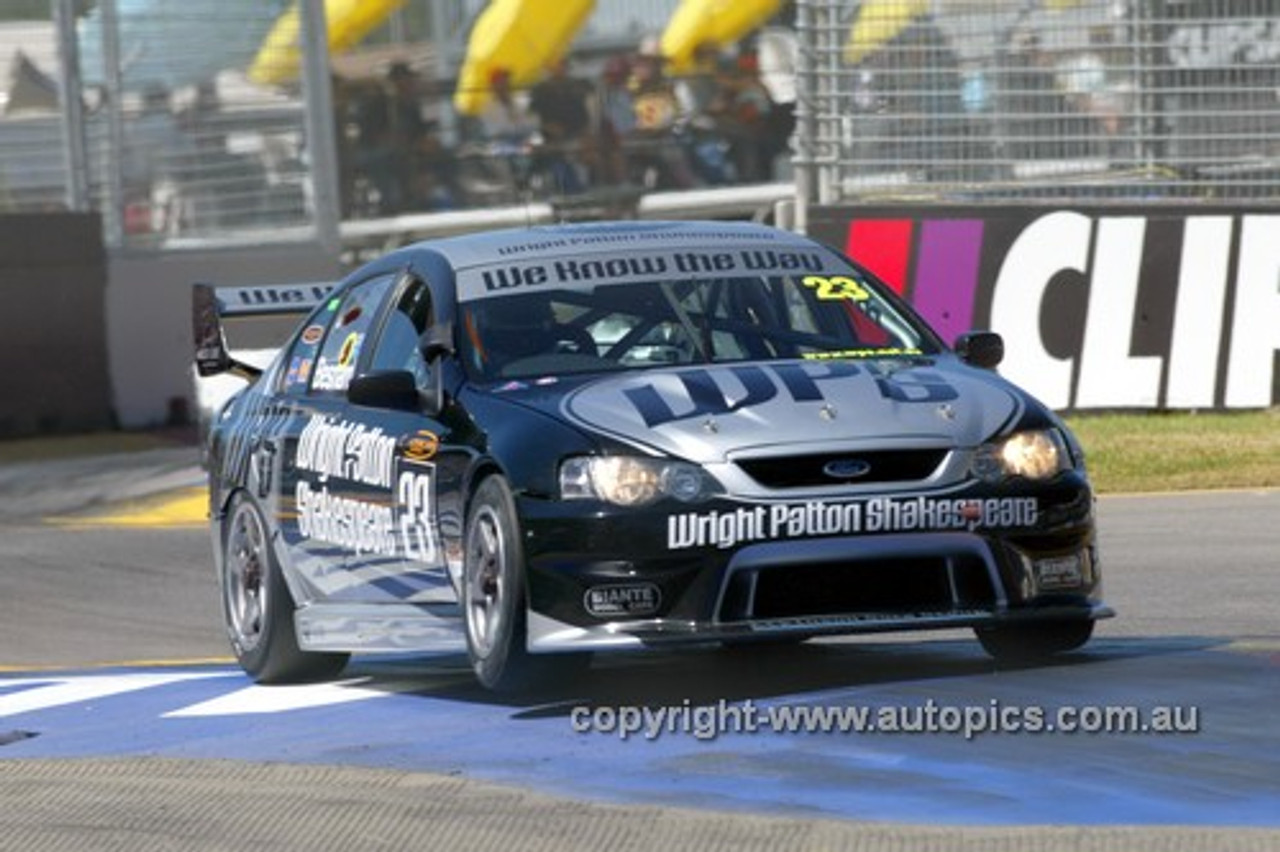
[479,67,535,144]
[528,58,594,194]
[708,50,777,182]
[598,54,638,186]
[349,61,452,213]
[349,68,402,212]
[124,85,188,198]
[386,61,458,210]
[178,81,225,157]
[1055,25,1133,157]
[169,79,265,231]
[1001,28,1070,160]
[675,41,723,120]
[123,85,191,232]
[331,73,361,216]
[450,68,527,206]
[414,120,460,211]
[387,62,429,136]
[627,48,697,188]
[854,14,965,174]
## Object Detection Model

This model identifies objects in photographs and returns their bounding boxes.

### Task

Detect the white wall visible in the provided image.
[106,243,344,428]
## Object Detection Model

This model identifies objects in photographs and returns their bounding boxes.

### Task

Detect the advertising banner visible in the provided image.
[808,205,1280,411]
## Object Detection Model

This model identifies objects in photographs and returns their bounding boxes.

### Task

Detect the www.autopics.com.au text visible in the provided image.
[570,698,1201,742]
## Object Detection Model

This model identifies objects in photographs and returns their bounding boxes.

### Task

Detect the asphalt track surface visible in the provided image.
[1,447,1279,850]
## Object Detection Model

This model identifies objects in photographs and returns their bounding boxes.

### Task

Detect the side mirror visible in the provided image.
[955,331,1004,369]
[348,370,419,411]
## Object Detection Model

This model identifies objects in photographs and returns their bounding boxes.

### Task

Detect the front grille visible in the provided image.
[736,449,947,489]
[721,555,997,622]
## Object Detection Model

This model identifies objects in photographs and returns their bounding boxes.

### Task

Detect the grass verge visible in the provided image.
[1065,408,1280,494]
[2,413,1277,495]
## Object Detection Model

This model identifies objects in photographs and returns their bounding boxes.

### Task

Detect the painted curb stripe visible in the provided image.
[44,486,208,528]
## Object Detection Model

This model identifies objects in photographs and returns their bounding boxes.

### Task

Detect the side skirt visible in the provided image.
[295,602,465,653]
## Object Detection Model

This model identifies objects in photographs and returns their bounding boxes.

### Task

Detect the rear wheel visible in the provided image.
[976,619,1095,663]
[221,492,348,683]
[464,476,588,692]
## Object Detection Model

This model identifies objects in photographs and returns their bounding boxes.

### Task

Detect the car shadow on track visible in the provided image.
[351,634,1228,716]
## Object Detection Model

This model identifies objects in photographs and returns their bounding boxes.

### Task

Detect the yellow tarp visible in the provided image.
[843,0,928,65]
[659,0,784,73]
[250,0,407,86]
[453,0,596,117]
[845,0,1084,65]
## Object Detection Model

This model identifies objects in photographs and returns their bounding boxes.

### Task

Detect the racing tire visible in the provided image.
[463,475,589,693]
[975,619,1095,663]
[220,492,349,684]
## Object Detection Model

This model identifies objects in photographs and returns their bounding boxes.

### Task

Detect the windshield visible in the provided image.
[459,269,940,382]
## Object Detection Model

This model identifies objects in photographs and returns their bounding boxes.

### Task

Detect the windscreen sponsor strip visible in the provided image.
[455,248,856,301]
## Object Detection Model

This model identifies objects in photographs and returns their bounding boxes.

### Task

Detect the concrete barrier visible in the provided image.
[106,243,342,428]
[0,212,114,437]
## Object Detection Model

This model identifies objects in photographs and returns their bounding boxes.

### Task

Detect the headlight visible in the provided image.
[971,430,1070,482]
[559,457,719,506]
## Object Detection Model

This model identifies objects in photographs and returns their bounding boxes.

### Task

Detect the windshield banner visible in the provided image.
[456,247,855,301]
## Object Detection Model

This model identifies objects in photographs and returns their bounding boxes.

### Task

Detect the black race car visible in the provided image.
[195,221,1110,692]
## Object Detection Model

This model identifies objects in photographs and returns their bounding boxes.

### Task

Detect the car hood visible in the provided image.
[542,358,1027,464]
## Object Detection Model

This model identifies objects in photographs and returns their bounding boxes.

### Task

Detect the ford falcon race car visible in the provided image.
[195,220,1110,692]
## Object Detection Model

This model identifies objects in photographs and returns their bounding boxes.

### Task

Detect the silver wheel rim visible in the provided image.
[465,503,506,658]
[225,501,268,653]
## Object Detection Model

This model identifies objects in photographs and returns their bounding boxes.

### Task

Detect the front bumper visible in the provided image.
[528,603,1115,652]
[519,477,1107,653]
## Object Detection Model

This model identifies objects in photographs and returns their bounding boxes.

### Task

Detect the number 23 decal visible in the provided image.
[397,469,439,564]
[802,275,871,302]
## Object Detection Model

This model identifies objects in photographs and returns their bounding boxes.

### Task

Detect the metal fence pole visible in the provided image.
[793,0,818,233]
[299,0,342,256]
[99,0,125,247]
[813,0,838,205]
[430,0,459,146]
[1137,0,1168,170]
[52,0,90,213]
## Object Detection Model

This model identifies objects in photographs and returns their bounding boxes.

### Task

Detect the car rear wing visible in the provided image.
[192,281,335,381]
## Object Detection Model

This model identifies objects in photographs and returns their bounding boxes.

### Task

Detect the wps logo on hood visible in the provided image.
[563,358,1023,465]
[619,361,958,428]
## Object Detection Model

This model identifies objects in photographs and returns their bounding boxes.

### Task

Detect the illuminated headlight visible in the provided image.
[559,457,719,506]
[972,430,1070,482]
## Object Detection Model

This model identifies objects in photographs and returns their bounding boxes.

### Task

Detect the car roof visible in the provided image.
[400,220,823,272]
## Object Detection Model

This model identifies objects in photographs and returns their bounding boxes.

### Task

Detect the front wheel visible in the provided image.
[463,476,588,692]
[220,492,348,683]
[976,619,1095,663]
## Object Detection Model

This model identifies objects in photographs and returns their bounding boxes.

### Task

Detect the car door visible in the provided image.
[275,271,398,606]
[333,273,462,605]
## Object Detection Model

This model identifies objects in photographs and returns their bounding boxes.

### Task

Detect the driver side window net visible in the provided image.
[370,278,435,388]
